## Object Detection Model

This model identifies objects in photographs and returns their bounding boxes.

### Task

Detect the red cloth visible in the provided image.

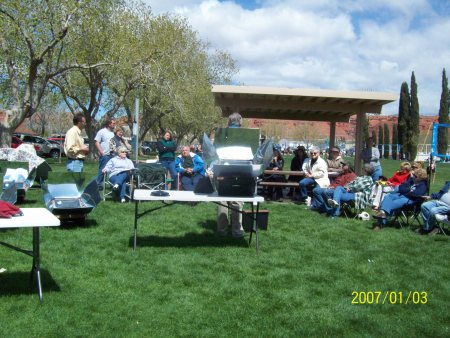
[0,201,21,218]
[387,171,410,186]
[330,172,357,189]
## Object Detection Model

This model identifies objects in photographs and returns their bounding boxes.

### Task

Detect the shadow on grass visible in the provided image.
[58,218,99,229]
[129,230,249,248]
[0,269,61,297]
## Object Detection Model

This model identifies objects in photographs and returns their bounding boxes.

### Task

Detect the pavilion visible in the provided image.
[211,85,397,174]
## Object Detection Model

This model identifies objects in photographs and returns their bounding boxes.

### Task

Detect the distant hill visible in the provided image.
[247,115,439,143]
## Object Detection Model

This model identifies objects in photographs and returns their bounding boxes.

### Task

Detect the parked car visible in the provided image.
[11,135,42,152]
[14,133,64,158]
[141,141,158,155]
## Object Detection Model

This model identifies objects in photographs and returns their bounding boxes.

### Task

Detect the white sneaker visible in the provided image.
[113,184,119,190]
[328,199,339,208]
[121,198,126,203]
[305,196,311,207]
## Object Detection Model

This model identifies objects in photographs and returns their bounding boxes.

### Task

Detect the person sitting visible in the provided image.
[175,146,205,191]
[312,164,357,213]
[263,148,285,201]
[109,127,131,157]
[295,146,329,204]
[287,145,308,197]
[102,146,135,203]
[373,168,428,228]
[326,146,344,178]
[417,181,450,235]
[371,161,411,209]
[327,164,374,217]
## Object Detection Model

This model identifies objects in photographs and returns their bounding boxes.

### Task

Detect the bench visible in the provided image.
[258,181,298,187]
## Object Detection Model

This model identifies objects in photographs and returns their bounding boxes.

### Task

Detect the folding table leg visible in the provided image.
[31,227,43,303]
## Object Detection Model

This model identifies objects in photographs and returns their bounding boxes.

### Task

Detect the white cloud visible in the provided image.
[141,0,450,115]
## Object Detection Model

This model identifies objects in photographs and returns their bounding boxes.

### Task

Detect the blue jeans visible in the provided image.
[298,177,316,200]
[372,165,382,181]
[160,159,177,189]
[97,155,113,186]
[109,171,130,199]
[180,173,202,191]
[378,192,413,225]
[67,158,84,172]
[330,186,355,216]
[312,186,334,212]
[421,200,450,230]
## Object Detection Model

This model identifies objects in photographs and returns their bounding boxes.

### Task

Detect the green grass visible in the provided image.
[0,158,449,337]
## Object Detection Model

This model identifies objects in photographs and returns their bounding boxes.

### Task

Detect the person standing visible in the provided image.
[64,113,89,172]
[109,127,131,156]
[361,137,382,181]
[157,131,178,189]
[216,112,245,238]
[95,118,115,187]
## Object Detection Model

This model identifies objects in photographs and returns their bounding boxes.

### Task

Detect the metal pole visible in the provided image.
[134,98,139,164]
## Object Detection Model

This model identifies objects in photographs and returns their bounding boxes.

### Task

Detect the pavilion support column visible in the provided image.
[354,110,366,175]
[329,122,336,149]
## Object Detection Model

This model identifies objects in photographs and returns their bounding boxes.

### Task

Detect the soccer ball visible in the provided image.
[358,211,370,221]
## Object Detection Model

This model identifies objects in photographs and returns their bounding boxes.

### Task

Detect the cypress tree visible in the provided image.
[362,115,370,146]
[378,124,383,157]
[392,124,398,160]
[407,71,420,161]
[398,82,410,160]
[384,124,390,159]
[438,68,449,155]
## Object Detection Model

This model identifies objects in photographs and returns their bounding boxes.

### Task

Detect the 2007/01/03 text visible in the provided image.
[351,291,428,305]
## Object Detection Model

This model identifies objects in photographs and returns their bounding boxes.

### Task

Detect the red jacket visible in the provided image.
[387,171,410,186]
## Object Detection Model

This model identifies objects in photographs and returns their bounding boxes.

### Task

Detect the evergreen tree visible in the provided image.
[378,124,384,157]
[438,68,449,155]
[371,129,377,146]
[398,82,410,160]
[407,71,420,160]
[392,124,398,160]
[384,124,390,159]
[362,115,370,146]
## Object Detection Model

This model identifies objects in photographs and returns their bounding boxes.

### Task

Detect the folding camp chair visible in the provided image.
[340,200,359,219]
[392,202,423,228]
[434,214,449,236]
[135,162,167,190]
[103,170,136,201]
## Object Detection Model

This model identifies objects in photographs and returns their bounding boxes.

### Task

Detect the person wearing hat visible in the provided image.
[326,146,344,176]
[287,146,308,197]
[102,146,135,203]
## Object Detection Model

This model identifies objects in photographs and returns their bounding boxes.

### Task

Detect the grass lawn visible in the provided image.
[1,157,449,337]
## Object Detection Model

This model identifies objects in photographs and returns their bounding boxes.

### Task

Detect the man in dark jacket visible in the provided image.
[374,168,428,226]
[418,181,450,234]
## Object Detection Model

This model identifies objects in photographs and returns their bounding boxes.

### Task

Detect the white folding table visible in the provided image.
[132,190,265,252]
[0,208,60,302]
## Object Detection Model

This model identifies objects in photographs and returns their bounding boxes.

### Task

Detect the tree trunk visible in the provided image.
[0,125,13,148]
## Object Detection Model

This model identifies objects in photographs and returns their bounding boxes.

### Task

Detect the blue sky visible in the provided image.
[143,0,450,115]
